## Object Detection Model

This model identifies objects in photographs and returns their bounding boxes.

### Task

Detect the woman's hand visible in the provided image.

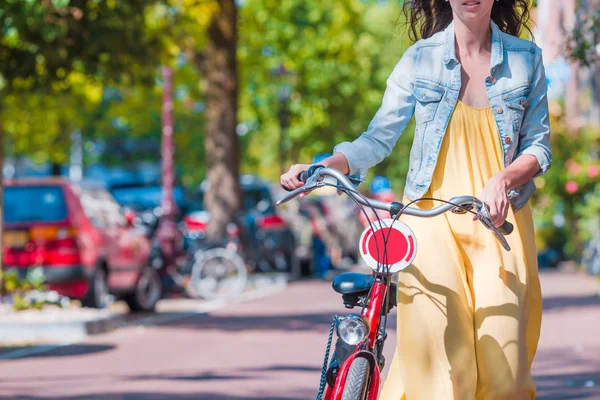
[280,164,312,191]
[478,173,510,227]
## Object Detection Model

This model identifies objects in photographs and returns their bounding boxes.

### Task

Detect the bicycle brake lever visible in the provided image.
[477,205,511,252]
[276,181,322,206]
[451,204,474,215]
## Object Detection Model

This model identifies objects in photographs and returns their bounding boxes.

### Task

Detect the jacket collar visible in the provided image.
[443,20,504,72]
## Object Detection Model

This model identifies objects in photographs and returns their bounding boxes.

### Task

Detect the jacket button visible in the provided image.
[505,137,512,144]
[490,77,497,84]
[521,99,528,107]
[496,107,504,114]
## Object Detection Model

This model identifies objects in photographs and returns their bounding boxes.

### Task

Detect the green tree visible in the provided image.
[238,0,413,188]
[568,2,600,67]
[87,64,207,186]
[3,75,103,169]
[146,0,240,238]
[0,0,169,273]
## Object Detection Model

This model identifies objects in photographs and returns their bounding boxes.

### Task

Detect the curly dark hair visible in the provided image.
[401,0,533,41]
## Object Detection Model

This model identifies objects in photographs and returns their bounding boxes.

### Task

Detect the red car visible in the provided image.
[2,178,161,312]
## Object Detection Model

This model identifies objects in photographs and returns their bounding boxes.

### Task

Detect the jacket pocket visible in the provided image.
[503,86,530,134]
[412,82,445,123]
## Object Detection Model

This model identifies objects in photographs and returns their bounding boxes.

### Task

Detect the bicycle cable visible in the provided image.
[316,315,338,400]
[318,183,482,346]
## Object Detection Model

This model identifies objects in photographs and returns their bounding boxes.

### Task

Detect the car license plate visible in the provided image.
[3,231,30,248]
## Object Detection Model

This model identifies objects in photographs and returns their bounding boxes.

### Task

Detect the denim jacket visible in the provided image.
[333,21,551,211]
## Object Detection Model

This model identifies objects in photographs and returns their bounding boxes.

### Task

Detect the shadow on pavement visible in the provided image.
[542,295,600,312]
[0,344,115,360]
[534,347,600,400]
[0,364,319,386]
[241,364,321,372]
[536,372,600,399]
[133,371,252,382]
[4,393,306,400]
[164,312,338,332]
[161,311,398,333]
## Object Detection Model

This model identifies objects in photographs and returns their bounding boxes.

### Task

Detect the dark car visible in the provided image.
[110,184,189,235]
[2,179,161,312]
[183,175,299,275]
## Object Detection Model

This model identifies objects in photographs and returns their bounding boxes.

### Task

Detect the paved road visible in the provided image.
[0,269,599,400]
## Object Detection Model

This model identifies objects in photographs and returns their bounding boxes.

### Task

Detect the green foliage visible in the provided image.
[238,0,415,189]
[568,5,600,66]
[0,269,47,311]
[0,0,176,169]
[3,89,96,164]
[532,106,600,258]
[0,269,46,293]
[85,61,206,186]
[2,0,418,192]
[0,0,166,92]
[0,0,212,184]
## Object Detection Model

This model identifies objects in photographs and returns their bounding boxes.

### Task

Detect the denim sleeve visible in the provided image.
[333,46,417,183]
[517,47,552,177]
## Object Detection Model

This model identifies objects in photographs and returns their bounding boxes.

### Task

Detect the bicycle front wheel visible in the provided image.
[341,357,370,400]
[186,247,248,300]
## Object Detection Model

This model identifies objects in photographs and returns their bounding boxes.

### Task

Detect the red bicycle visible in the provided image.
[278,166,513,400]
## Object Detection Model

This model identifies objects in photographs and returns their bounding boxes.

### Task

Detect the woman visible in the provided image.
[281,0,551,398]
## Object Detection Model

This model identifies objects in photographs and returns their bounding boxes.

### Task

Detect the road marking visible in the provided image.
[0,276,287,361]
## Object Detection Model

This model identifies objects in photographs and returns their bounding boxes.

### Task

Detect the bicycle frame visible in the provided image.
[324,278,388,400]
[277,166,514,400]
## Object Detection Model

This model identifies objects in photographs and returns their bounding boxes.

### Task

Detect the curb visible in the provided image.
[0,314,123,346]
[0,273,288,355]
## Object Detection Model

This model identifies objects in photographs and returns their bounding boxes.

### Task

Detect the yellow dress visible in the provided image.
[379,101,542,400]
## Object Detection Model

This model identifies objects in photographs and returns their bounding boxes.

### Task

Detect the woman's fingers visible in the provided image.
[490,200,509,227]
[280,164,311,190]
[500,201,509,225]
[289,166,304,188]
[487,203,499,225]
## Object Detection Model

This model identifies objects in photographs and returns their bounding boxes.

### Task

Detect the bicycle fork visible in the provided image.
[324,281,389,400]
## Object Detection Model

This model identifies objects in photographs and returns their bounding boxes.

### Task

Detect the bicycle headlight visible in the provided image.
[337,315,369,345]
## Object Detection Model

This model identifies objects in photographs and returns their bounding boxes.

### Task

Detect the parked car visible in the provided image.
[183,175,299,276]
[2,178,161,312]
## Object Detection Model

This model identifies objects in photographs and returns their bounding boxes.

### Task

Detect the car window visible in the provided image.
[80,188,126,228]
[111,186,186,211]
[97,190,126,228]
[244,189,274,213]
[3,186,67,224]
[80,189,107,229]
[190,187,274,214]
[189,192,205,212]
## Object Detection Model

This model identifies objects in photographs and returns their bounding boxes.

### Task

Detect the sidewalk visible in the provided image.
[534,269,600,399]
[0,273,287,351]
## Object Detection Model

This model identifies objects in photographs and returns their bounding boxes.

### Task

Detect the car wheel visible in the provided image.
[125,267,162,313]
[299,257,314,278]
[83,266,110,309]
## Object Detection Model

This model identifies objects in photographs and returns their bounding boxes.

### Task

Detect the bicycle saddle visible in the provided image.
[332,272,397,310]
[332,272,374,295]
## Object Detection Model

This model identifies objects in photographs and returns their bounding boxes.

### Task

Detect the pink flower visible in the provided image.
[588,165,599,178]
[566,159,582,175]
[566,181,579,194]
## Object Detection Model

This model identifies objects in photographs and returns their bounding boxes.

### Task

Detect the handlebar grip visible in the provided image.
[281,164,324,192]
[299,164,324,183]
[281,171,309,192]
[498,220,514,236]
[298,170,311,183]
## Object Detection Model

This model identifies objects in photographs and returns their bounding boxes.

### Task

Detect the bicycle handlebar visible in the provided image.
[278,165,513,251]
